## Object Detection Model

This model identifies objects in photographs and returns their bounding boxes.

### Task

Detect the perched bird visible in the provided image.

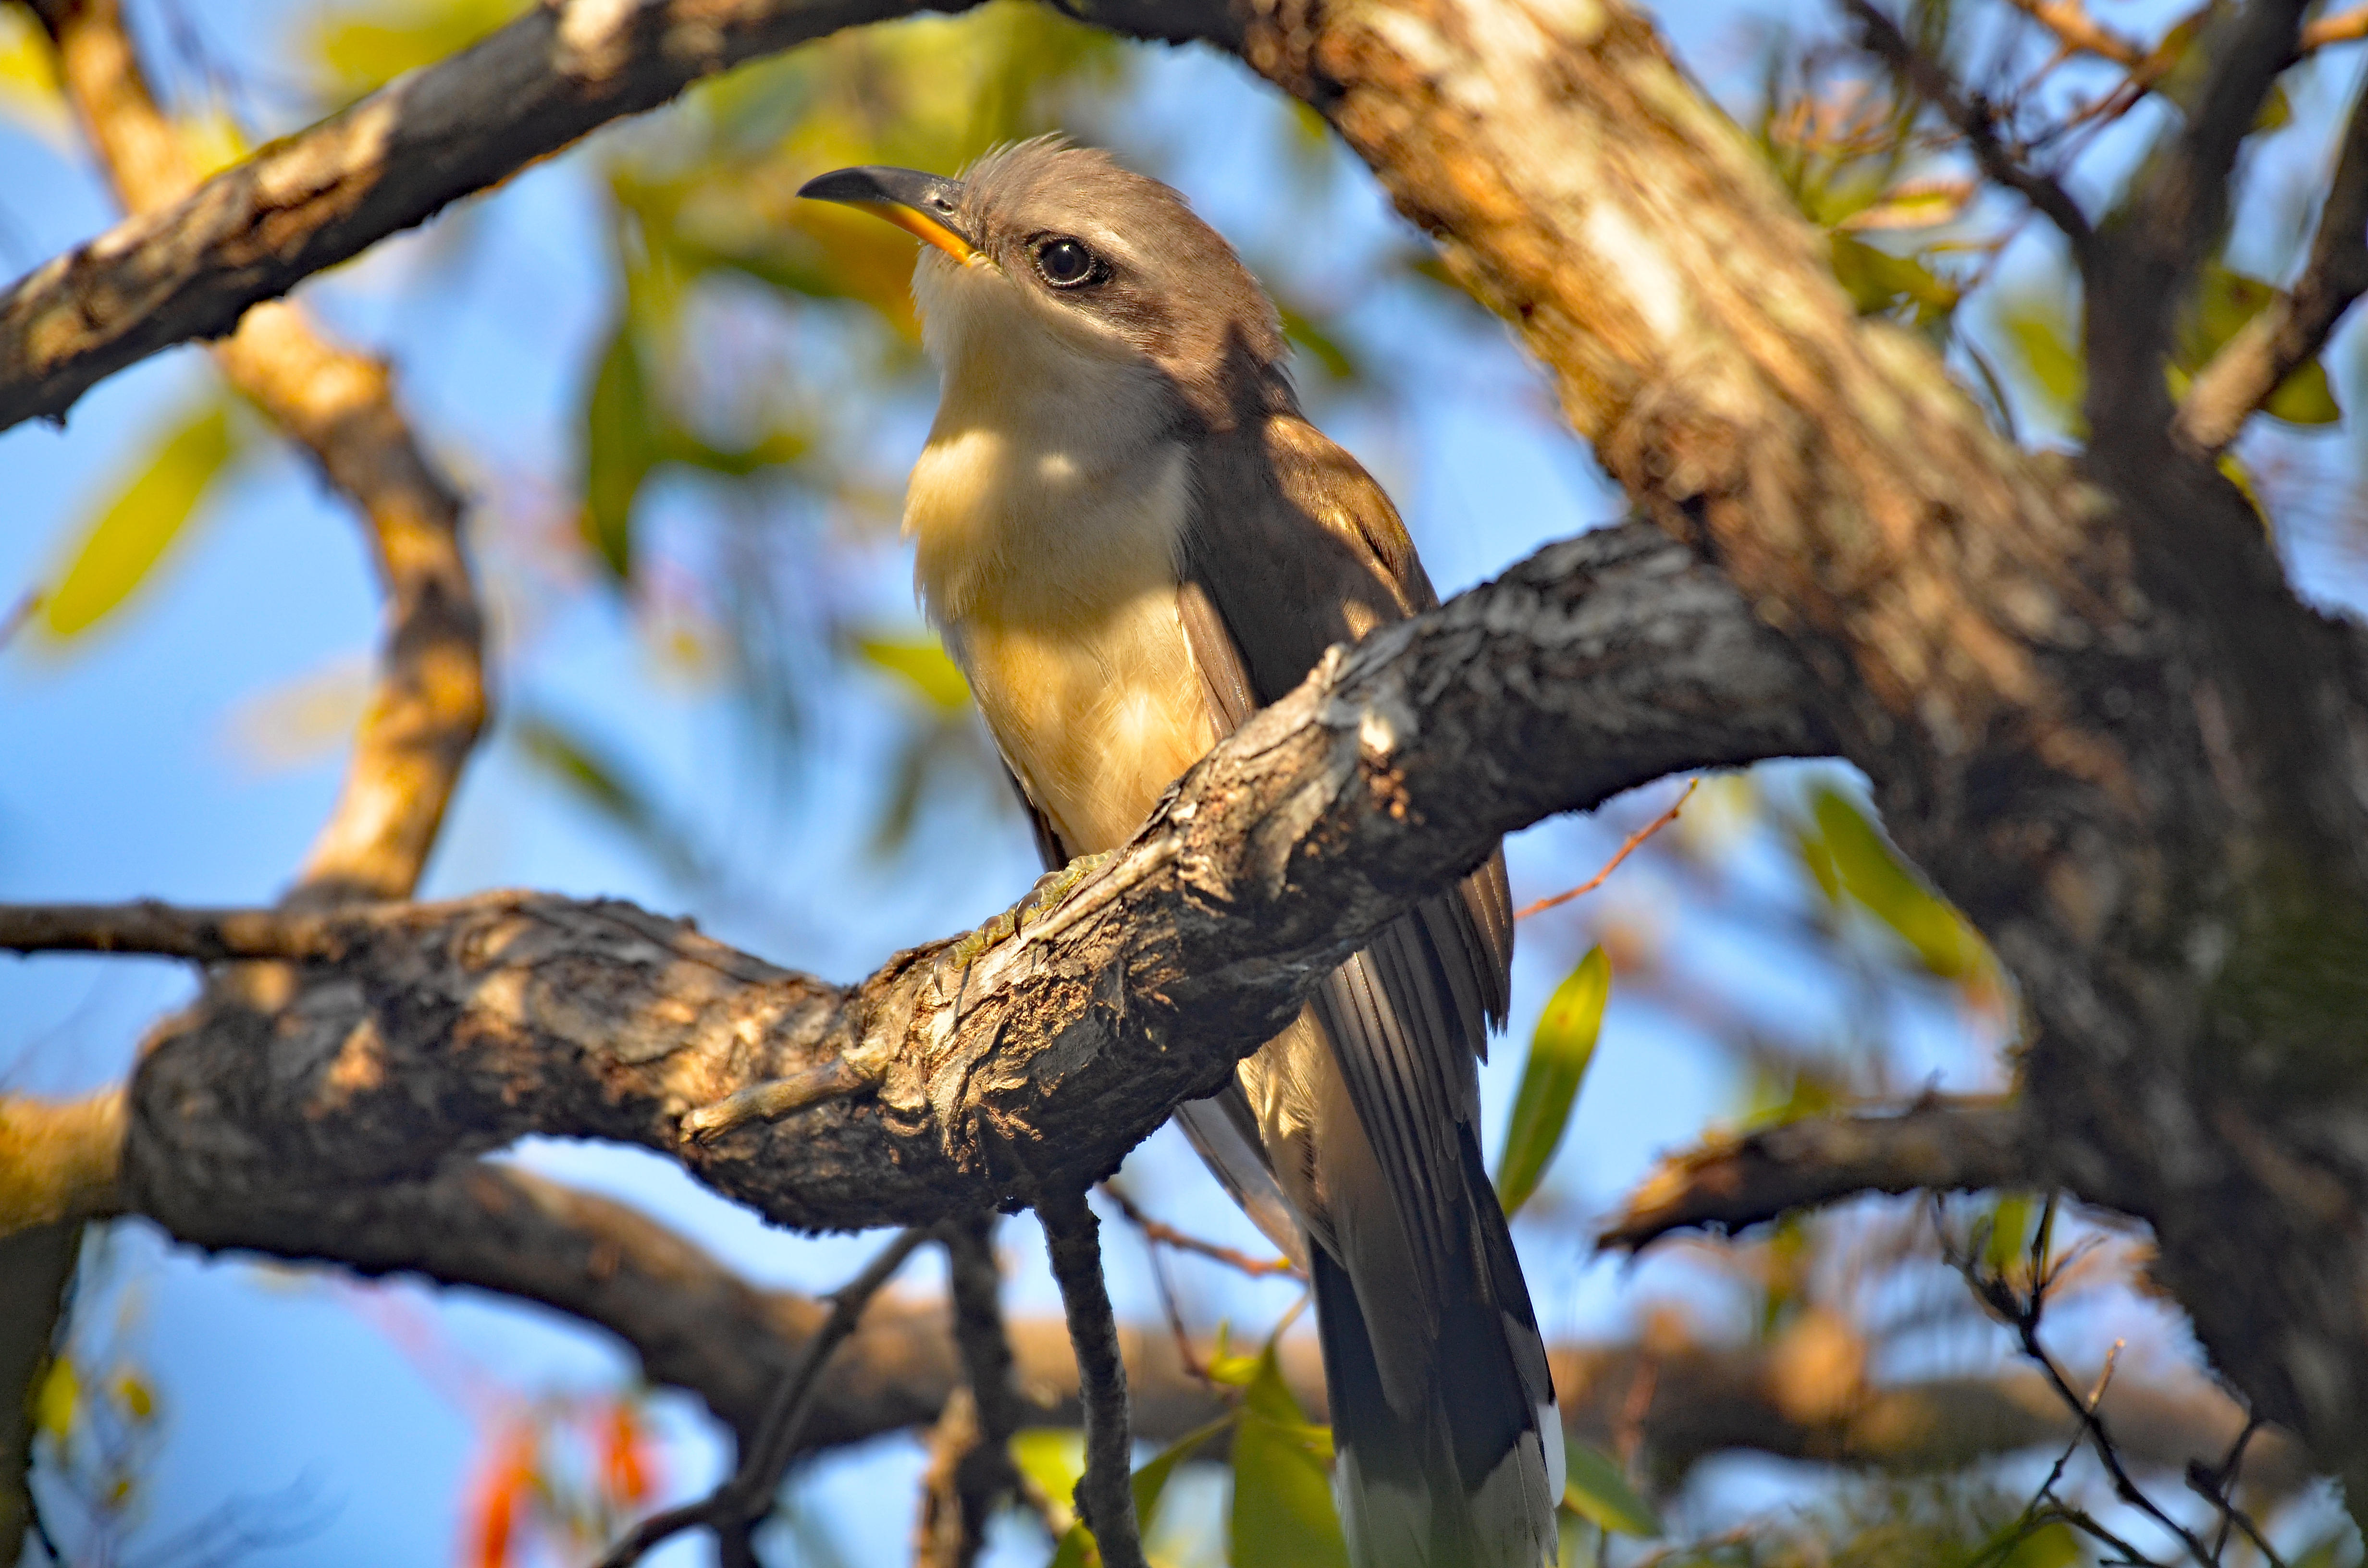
[802,139,1563,1568]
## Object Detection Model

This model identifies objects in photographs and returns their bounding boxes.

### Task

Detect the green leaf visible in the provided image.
[580,319,660,578]
[1809,785,1987,981]
[1048,1415,1233,1567]
[1826,233,1959,327]
[42,399,237,640]
[1278,302,1360,382]
[1011,1427,1087,1531]
[855,634,972,712]
[1993,284,2086,428]
[1561,1445,1661,1539]
[308,0,532,102]
[1493,946,1610,1216]
[2173,264,2343,429]
[1231,1342,1350,1568]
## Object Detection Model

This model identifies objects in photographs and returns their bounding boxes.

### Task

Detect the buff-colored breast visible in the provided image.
[901,273,1216,855]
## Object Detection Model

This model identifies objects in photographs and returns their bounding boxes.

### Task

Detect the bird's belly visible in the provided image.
[950,588,1216,856]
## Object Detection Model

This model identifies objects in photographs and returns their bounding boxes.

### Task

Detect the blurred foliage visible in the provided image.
[460,1392,665,1568]
[37,397,244,644]
[1562,1442,1664,1540]
[1495,944,1610,1216]
[307,0,532,102]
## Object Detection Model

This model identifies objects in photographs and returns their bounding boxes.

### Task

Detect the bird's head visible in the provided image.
[798,138,1289,429]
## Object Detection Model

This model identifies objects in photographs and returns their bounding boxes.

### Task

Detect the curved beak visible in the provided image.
[798,166,978,264]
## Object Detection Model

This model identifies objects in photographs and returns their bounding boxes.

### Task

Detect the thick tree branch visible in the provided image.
[0,522,1824,1235]
[2175,77,2368,453]
[1596,1097,2141,1251]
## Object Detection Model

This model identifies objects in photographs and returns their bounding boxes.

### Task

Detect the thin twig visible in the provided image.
[1097,1181,1303,1279]
[1845,0,2096,260]
[593,1227,928,1568]
[1516,778,1696,919]
[1039,1189,1147,1568]
[1942,1197,2217,1568]
[920,1215,1023,1568]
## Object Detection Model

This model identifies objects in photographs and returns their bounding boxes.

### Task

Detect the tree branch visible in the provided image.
[2175,76,2368,453]
[0,522,1823,1238]
[1040,1190,1144,1568]
[916,1217,1020,1568]
[1596,1097,2133,1251]
[0,0,992,429]
[32,0,486,904]
[2087,0,2311,441]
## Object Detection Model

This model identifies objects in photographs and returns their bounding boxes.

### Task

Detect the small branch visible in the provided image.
[33,0,485,906]
[1098,1181,1302,1279]
[1516,777,1696,919]
[1040,1190,1146,1568]
[1946,1203,2223,1568]
[0,900,360,962]
[594,1227,929,1568]
[0,1090,126,1232]
[918,1217,1021,1568]
[1846,0,2096,260]
[1600,1097,2083,1250]
[2303,5,2368,50]
[2175,77,2368,453]
[2000,0,2146,69]
[2086,0,2310,439]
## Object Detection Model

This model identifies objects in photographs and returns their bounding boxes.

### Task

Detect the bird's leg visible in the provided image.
[947,850,1116,970]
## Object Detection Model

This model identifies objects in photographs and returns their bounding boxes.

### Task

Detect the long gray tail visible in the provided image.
[1315,1127,1564,1568]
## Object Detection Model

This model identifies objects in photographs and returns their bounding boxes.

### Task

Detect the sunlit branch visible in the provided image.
[2176,77,2368,453]
[32,0,486,905]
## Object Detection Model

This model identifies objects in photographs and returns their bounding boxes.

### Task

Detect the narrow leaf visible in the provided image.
[580,320,659,578]
[1494,946,1610,1216]
[1561,1445,1661,1539]
[1231,1344,1350,1568]
[42,400,236,640]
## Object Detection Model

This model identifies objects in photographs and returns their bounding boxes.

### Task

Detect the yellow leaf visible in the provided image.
[35,1358,76,1443]
[113,1368,156,1423]
[308,0,533,102]
[0,10,67,147]
[41,399,237,641]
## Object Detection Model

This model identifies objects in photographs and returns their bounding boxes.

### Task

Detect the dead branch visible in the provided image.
[1098,1181,1301,1280]
[2175,77,2368,452]
[1516,777,1696,919]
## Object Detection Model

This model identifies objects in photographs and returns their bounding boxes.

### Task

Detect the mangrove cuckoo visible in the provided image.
[802,139,1563,1568]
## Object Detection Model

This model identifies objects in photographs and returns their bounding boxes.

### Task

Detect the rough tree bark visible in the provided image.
[6,0,2368,1539]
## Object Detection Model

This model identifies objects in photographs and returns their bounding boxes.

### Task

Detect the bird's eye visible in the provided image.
[1033,236,1102,288]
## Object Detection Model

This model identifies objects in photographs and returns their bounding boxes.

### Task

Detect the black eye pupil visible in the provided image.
[1038,238,1094,285]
